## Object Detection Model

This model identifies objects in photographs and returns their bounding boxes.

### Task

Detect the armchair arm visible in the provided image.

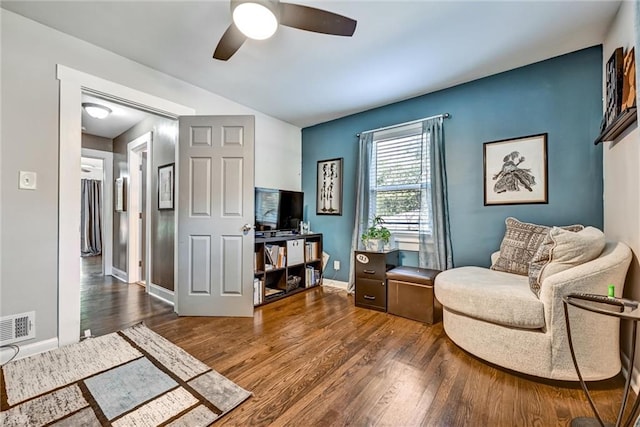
[538,242,632,379]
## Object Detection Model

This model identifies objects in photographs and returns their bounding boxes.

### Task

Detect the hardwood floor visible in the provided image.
[80,273,631,426]
[80,256,175,337]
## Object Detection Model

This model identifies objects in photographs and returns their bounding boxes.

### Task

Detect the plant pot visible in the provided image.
[364,239,385,252]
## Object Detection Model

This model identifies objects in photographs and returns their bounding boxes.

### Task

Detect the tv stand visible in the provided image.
[253,233,323,306]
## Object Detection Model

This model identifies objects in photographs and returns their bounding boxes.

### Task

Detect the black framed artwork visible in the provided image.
[316,158,343,215]
[158,163,175,210]
[483,133,548,206]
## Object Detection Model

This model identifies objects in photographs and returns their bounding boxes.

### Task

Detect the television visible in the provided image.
[255,187,303,232]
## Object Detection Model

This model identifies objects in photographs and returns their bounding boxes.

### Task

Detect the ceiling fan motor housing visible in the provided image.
[230,0,281,21]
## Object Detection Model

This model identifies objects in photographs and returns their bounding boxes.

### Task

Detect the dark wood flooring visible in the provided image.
[80,256,174,337]
[78,264,632,426]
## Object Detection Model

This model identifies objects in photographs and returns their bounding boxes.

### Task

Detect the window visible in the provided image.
[368,123,431,239]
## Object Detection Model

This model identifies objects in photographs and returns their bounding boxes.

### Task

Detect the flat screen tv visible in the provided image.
[255,187,303,232]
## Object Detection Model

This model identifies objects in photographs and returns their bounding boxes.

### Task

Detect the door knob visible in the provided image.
[242,223,254,233]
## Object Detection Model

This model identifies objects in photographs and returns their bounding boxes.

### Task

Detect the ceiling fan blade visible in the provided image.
[279,3,357,37]
[213,23,247,61]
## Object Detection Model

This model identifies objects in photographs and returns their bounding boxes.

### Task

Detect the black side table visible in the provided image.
[563,294,640,427]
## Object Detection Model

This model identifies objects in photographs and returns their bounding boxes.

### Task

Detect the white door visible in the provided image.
[176,115,255,316]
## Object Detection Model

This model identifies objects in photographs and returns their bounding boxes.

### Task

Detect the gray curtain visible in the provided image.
[348,133,373,293]
[81,179,102,256]
[419,118,453,270]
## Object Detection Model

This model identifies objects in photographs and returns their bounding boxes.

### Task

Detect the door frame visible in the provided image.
[81,148,114,276]
[127,133,152,288]
[57,65,194,346]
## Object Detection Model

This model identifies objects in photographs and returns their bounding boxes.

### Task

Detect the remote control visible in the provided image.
[569,293,625,311]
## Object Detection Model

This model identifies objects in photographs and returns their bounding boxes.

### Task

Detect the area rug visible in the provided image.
[0,323,251,426]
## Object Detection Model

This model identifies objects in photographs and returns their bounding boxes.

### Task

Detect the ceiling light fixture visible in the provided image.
[232,0,278,40]
[82,102,112,120]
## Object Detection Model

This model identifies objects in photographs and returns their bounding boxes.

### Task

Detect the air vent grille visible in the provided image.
[0,311,35,345]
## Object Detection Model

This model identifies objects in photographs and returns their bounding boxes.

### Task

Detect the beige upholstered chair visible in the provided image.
[435,241,632,380]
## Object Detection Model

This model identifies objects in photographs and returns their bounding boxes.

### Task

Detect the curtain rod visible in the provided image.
[356,113,450,137]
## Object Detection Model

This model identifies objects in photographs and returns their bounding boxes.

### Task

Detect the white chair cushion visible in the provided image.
[435,266,545,329]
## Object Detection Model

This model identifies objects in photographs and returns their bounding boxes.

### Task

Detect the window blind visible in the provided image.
[369,124,430,233]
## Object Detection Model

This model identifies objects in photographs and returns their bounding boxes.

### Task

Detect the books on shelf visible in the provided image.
[305,241,320,261]
[265,244,286,269]
[265,287,285,298]
[305,266,320,288]
[253,278,264,305]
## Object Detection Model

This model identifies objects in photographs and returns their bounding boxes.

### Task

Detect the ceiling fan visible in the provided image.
[213,0,357,61]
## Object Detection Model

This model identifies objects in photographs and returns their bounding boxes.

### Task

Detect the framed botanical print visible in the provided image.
[483,134,548,206]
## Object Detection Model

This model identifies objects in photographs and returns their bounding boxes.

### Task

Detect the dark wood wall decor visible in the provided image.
[595,47,638,145]
[605,48,624,128]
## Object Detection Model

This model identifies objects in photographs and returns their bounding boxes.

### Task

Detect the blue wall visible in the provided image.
[302,46,604,282]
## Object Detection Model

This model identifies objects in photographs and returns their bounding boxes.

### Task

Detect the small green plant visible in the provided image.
[361,216,391,245]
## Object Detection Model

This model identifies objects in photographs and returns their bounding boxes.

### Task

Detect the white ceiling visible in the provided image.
[3,0,622,128]
[82,93,154,138]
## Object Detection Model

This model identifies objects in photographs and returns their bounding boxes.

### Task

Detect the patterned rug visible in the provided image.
[0,323,251,426]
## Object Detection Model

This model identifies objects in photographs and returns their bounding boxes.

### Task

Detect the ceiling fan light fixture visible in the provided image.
[232,1,278,40]
[82,102,112,120]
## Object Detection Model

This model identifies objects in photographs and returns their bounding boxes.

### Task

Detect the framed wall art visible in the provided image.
[114,177,126,212]
[483,133,548,206]
[316,157,343,215]
[158,163,175,210]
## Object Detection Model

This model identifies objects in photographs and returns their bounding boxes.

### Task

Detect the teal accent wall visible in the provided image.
[302,46,604,282]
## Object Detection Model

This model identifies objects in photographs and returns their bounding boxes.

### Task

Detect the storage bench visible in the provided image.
[386,266,441,324]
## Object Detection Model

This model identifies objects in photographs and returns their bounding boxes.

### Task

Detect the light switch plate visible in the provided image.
[19,171,37,190]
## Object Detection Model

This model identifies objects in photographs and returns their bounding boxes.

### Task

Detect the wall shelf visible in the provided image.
[594,106,638,145]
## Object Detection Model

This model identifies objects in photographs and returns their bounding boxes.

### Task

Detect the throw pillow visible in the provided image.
[528,226,605,297]
[490,217,583,276]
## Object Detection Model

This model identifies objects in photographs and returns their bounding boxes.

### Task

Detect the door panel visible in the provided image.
[222,157,243,216]
[190,157,212,216]
[221,235,243,295]
[177,115,254,316]
[189,235,211,294]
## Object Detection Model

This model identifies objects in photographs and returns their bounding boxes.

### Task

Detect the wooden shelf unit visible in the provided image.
[254,233,323,306]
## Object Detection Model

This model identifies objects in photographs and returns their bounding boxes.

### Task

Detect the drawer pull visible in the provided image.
[364,295,376,300]
[363,269,376,274]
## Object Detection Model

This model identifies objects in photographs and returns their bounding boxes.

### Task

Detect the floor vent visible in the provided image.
[0,311,36,345]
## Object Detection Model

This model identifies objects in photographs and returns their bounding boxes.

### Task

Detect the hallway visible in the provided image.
[80,256,175,337]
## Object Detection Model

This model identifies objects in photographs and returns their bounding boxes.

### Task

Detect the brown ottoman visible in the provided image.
[386,266,441,324]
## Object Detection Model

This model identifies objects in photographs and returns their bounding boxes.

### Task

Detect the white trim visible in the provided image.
[81,148,114,276]
[322,279,349,291]
[127,133,152,288]
[0,337,59,364]
[149,283,175,306]
[111,267,129,283]
[57,64,194,345]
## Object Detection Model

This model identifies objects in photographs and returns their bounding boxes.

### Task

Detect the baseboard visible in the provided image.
[149,283,175,306]
[621,352,640,395]
[0,337,59,364]
[322,279,349,291]
[111,267,128,283]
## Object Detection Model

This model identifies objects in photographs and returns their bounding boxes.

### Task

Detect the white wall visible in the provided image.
[602,0,640,388]
[0,9,301,344]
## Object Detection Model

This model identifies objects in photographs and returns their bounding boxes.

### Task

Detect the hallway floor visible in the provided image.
[80,255,176,337]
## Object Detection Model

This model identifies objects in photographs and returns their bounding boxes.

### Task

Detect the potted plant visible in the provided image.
[361,216,391,252]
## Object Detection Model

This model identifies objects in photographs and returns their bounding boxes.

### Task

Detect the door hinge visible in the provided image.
[139,212,143,219]
[138,260,142,267]
[139,164,143,171]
